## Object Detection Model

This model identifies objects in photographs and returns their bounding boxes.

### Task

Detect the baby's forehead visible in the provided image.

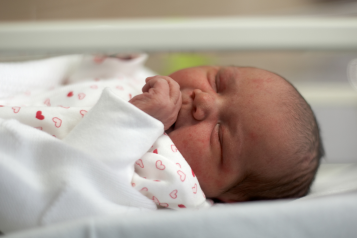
[222,66,288,98]
[228,66,284,81]
[221,66,293,151]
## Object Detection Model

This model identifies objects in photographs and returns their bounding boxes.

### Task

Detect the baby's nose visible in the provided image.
[192,89,215,121]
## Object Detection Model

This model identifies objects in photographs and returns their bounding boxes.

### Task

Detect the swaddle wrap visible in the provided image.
[133,134,209,209]
[0,54,210,212]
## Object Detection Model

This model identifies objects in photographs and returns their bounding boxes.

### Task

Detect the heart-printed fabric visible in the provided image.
[0,55,211,210]
[0,76,142,139]
[133,134,210,210]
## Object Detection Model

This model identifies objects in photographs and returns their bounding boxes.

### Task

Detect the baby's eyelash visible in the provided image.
[216,124,223,162]
[215,75,219,92]
[216,124,222,145]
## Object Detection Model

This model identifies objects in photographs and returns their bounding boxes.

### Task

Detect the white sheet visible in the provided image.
[5,192,357,238]
[4,163,357,238]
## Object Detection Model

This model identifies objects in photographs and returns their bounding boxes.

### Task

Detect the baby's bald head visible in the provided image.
[219,69,324,202]
[167,65,323,202]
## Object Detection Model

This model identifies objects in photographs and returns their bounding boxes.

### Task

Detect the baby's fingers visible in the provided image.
[166,77,181,105]
[143,77,170,98]
[174,91,182,111]
[142,76,166,93]
[143,76,181,104]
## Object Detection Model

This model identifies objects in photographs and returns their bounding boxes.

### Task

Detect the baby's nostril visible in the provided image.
[190,91,195,100]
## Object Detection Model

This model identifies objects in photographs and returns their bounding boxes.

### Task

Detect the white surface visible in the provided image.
[5,193,357,238]
[1,17,357,54]
[302,163,357,199]
[3,163,357,238]
[4,194,356,238]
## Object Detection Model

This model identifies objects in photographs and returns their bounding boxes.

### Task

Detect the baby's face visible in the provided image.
[167,66,292,201]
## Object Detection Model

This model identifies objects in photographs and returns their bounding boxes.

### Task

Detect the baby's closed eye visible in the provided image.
[214,124,223,161]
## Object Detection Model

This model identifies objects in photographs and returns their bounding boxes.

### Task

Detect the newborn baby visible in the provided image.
[0,56,324,233]
[132,66,324,202]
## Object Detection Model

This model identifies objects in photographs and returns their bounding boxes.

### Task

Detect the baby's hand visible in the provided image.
[129,75,182,130]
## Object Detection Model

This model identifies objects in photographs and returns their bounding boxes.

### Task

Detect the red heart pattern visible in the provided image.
[171,145,178,152]
[170,190,178,199]
[178,204,186,208]
[153,149,158,154]
[36,111,45,120]
[140,187,148,192]
[177,170,186,182]
[135,159,144,168]
[12,107,20,113]
[52,117,62,128]
[67,91,73,97]
[78,93,86,100]
[44,98,51,106]
[152,196,169,208]
[155,160,165,170]
[192,183,197,194]
[80,110,87,117]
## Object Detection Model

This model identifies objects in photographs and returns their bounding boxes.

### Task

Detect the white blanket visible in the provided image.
[0,88,163,233]
[0,55,210,234]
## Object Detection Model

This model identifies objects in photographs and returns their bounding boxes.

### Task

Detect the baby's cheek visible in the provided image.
[196,135,209,147]
[182,134,207,159]
[168,126,212,165]
[248,132,259,143]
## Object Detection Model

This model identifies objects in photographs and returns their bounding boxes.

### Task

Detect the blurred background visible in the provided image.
[0,0,357,163]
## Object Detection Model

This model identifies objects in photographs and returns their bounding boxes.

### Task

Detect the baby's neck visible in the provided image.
[164,122,176,134]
